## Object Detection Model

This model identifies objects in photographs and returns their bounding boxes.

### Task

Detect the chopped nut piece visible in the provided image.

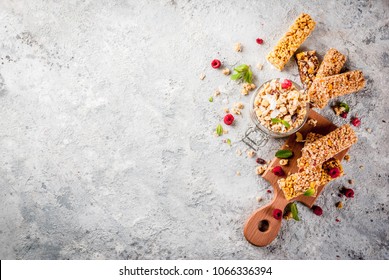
[223,107,230,113]
[199,73,206,80]
[266,13,316,71]
[250,83,256,90]
[366,128,372,133]
[279,159,289,166]
[235,102,244,109]
[348,179,354,184]
[335,201,343,209]
[256,196,263,202]
[256,165,268,175]
[236,149,242,156]
[247,150,256,158]
[241,88,249,95]
[344,154,350,161]
[222,68,230,75]
[256,63,263,70]
[235,42,242,52]
[296,132,304,142]
[307,119,317,127]
[231,107,241,115]
[214,90,221,96]
[236,171,241,176]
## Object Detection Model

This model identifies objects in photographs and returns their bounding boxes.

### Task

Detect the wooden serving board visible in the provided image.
[244,110,349,247]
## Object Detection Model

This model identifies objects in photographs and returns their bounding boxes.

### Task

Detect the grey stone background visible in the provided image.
[0,0,388,260]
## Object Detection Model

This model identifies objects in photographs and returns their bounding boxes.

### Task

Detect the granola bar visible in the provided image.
[298,124,357,169]
[316,48,346,78]
[308,70,365,109]
[266,13,316,71]
[320,158,344,185]
[295,50,320,89]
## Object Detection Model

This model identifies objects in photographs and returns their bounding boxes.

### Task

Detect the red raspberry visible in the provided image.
[340,112,348,118]
[272,209,282,220]
[211,59,221,69]
[281,79,292,89]
[351,117,361,127]
[272,166,285,176]
[328,167,341,178]
[341,188,354,198]
[223,114,234,125]
[312,205,323,216]
[256,38,264,44]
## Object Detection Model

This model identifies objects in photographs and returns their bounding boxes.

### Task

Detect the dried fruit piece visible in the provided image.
[312,205,323,216]
[267,189,272,193]
[272,209,283,220]
[256,158,266,164]
[335,201,343,209]
[328,167,341,178]
[340,112,348,118]
[211,59,221,69]
[256,38,264,44]
[223,114,234,125]
[281,79,292,89]
[272,166,285,176]
[341,187,354,198]
[295,132,304,142]
[351,117,361,127]
[275,150,293,159]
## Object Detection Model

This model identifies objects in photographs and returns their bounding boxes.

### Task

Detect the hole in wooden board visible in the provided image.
[258,220,269,232]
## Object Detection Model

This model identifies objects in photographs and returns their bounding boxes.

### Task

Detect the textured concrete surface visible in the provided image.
[0,0,388,260]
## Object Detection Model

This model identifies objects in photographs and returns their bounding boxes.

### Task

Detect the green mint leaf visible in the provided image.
[271,118,281,124]
[216,124,223,136]
[339,102,350,113]
[234,64,248,72]
[272,118,290,128]
[275,150,293,159]
[290,202,300,221]
[231,73,242,80]
[226,138,231,146]
[304,188,315,196]
[209,97,213,102]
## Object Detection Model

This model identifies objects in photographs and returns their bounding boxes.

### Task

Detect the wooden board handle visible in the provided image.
[243,190,289,247]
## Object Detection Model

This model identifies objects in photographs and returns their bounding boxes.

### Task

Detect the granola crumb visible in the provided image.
[366,128,372,133]
[247,150,256,158]
[223,130,228,134]
[214,90,221,97]
[235,102,244,109]
[223,107,230,113]
[359,165,364,169]
[236,149,242,156]
[256,63,263,70]
[235,42,242,52]
[256,165,268,175]
[279,159,289,166]
[336,201,343,209]
[348,179,354,184]
[295,132,304,142]
[222,68,230,75]
[344,154,350,161]
[199,73,206,80]
[231,107,241,115]
[236,171,241,176]
[241,88,249,95]
[256,196,263,202]
[283,211,293,220]
[307,119,317,127]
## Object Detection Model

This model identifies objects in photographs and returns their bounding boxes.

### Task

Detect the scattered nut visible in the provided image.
[214,90,221,96]
[199,73,206,80]
[232,107,241,115]
[348,179,354,185]
[307,119,317,127]
[279,159,289,166]
[256,164,268,175]
[335,201,343,209]
[222,68,230,75]
[236,149,242,156]
[235,102,244,109]
[234,42,242,52]
[241,88,249,96]
[256,63,263,70]
[344,154,350,161]
[236,171,241,176]
[359,165,364,169]
[366,128,372,133]
[295,132,304,142]
[247,150,256,158]
[223,107,230,113]
[256,196,263,203]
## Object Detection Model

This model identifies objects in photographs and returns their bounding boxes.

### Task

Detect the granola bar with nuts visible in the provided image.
[295,50,320,89]
[266,13,316,71]
[308,70,366,109]
[316,48,346,78]
[298,124,357,169]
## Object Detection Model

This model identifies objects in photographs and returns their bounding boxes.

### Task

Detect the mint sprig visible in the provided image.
[216,124,223,136]
[290,202,300,221]
[231,64,253,83]
[271,118,291,128]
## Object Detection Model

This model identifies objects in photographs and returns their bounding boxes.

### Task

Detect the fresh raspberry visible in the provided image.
[256,38,264,44]
[211,59,221,69]
[256,158,266,164]
[351,117,361,127]
[223,114,234,125]
[328,167,341,178]
[341,187,354,198]
[340,112,348,119]
[272,166,285,176]
[312,205,323,216]
[272,209,282,220]
[281,79,292,89]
